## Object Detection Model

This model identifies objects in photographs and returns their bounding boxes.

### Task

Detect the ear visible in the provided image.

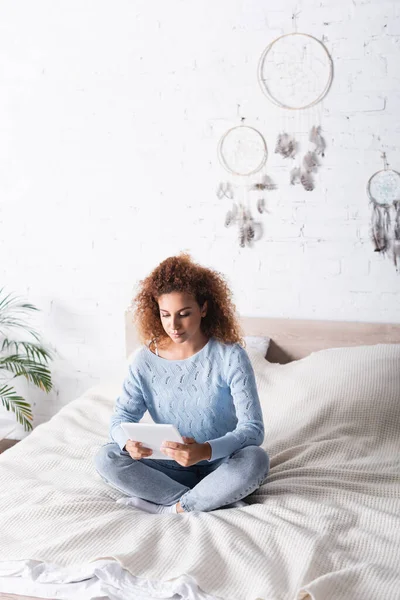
[201,300,208,317]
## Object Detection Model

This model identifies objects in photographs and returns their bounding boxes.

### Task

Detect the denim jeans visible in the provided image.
[94,442,270,513]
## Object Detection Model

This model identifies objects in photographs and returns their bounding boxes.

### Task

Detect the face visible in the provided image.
[157,291,207,344]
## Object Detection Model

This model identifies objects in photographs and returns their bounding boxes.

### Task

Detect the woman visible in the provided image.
[94,253,269,514]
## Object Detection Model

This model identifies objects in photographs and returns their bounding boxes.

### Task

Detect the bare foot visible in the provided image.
[176,501,185,513]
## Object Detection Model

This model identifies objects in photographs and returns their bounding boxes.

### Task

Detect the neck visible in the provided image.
[164,332,209,359]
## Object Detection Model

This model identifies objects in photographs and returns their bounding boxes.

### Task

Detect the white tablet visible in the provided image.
[120,423,184,460]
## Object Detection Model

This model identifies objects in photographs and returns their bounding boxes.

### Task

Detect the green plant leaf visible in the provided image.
[0,355,52,392]
[0,384,33,431]
[0,288,53,430]
[1,339,53,363]
[0,319,41,341]
[0,288,41,340]
[0,288,38,313]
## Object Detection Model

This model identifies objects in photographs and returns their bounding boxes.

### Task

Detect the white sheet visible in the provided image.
[0,559,217,600]
[1,343,400,600]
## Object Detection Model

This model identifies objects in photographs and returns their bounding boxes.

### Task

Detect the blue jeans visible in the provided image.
[94,442,270,512]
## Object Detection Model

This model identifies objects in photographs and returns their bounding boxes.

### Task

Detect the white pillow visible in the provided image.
[243,335,270,357]
[247,343,400,469]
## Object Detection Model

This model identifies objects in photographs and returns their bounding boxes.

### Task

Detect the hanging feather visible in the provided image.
[224,203,238,227]
[243,206,252,223]
[266,175,277,190]
[370,204,389,252]
[238,224,246,248]
[303,151,319,172]
[290,167,301,185]
[243,208,256,246]
[275,133,297,159]
[383,206,391,249]
[216,182,234,200]
[246,222,255,243]
[257,197,265,214]
[394,203,400,261]
[224,210,234,227]
[393,239,400,270]
[300,170,315,192]
[393,201,400,240]
[252,175,277,191]
[309,126,326,157]
[391,202,400,270]
[236,204,246,248]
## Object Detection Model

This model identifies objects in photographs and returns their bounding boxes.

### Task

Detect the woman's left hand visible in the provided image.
[160,436,211,466]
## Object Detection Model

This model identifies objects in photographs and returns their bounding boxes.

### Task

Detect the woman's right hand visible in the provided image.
[124,440,153,460]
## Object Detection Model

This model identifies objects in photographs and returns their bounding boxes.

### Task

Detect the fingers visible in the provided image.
[131,450,152,459]
[125,440,152,459]
[162,440,189,450]
[128,440,151,451]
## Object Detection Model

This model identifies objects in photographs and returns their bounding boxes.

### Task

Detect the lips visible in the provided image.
[171,332,184,337]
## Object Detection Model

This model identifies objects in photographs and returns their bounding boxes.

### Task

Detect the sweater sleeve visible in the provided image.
[204,344,265,462]
[109,360,147,451]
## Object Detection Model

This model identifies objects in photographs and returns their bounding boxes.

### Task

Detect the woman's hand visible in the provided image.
[160,436,211,466]
[124,440,153,460]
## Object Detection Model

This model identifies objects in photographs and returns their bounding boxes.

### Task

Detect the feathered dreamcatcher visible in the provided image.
[216,124,276,248]
[367,153,400,272]
[258,31,333,191]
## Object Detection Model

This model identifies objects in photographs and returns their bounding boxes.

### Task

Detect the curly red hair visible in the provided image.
[130,253,244,348]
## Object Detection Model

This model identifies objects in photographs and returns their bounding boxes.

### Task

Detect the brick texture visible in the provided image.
[0,0,399,434]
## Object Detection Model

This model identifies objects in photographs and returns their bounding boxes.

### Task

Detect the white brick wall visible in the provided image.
[0,0,399,437]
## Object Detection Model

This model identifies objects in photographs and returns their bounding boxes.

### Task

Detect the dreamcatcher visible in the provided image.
[216,124,276,248]
[257,31,333,191]
[367,153,400,272]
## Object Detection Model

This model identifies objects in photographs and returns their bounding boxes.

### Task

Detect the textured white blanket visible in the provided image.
[0,343,400,600]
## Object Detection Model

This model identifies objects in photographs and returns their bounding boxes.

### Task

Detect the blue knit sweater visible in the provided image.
[109,337,264,464]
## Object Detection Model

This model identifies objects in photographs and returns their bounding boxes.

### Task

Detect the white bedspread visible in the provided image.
[0,344,400,600]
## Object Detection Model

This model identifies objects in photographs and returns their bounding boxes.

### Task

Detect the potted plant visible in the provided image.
[0,288,53,432]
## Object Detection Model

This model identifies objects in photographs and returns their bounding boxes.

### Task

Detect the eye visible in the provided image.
[160,313,190,318]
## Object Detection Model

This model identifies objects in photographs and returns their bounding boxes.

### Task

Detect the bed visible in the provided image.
[0,314,400,600]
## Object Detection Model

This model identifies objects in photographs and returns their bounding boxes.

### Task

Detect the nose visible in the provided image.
[171,317,179,331]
